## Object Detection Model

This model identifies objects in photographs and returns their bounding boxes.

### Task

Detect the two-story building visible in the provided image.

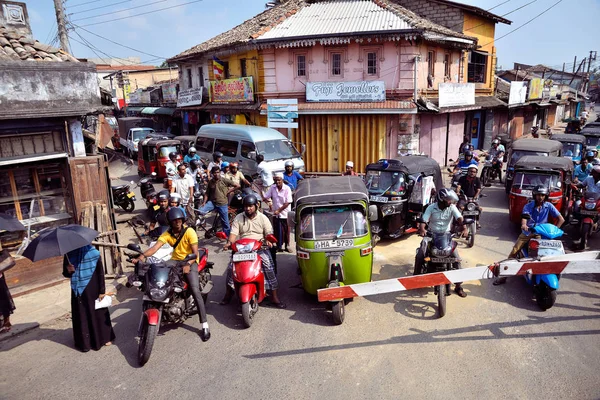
[169,0,478,170]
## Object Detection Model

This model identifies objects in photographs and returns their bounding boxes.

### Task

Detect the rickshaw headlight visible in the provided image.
[381,204,397,216]
[466,203,476,211]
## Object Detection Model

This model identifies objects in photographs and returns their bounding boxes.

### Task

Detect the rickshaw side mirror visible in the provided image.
[368,205,378,222]
[266,234,278,244]
[247,151,257,161]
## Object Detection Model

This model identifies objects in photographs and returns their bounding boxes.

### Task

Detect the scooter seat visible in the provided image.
[112,185,128,191]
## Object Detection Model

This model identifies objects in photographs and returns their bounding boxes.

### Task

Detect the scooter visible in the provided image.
[573,191,600,250]
[111,184,136,212]
[216,231,278,328]
[518,220,565,310]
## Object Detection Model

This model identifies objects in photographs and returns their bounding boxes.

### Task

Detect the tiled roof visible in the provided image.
[169,0,475,62]
[0,26,79,62]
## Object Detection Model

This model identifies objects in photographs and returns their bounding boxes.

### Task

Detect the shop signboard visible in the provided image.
[128,88,141,104]
[140,90,151,104]
[509,81,528,105]
[177,87,204,107]
[528,78,544,100]
[209,77,254,103]
[306,81,385,102]
[267,99,298,129]
[438,83,475,108]
[162,83,178,103]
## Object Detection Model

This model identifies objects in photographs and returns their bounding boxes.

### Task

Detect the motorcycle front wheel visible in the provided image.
[120,198,135,212]
[467,223,476,248]
[241,294,258,328]
[480,167,488,186]
[580,223,591,250]
[138,316,158,366]
[535,282,557,311]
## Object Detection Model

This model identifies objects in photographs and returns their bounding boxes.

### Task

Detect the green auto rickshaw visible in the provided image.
[288,176,377,325]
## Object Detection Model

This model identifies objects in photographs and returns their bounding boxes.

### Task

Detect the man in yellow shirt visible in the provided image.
[133,207,210,341]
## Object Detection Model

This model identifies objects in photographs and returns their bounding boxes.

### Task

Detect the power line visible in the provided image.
[79,0,204,27]
[71,0,167,22]
[480,0,564,48]
[487,0,513,11]
[66,0,116,9]
[71,23,167,59]
[69,0,132,15]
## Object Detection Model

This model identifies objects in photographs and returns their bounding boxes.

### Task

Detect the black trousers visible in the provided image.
[185,263,207,324]
[273,217,289,249]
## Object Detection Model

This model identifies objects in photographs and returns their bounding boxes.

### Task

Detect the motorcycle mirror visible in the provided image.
[265,234,278,244]
[215,231,228,240]
[130,180,135,185]
[127,243,143,253]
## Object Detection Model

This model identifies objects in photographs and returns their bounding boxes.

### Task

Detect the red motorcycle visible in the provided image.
[216,232,277,328]
[575,191,600,250]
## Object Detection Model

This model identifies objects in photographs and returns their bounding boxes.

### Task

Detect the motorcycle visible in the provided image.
[131,173,158,215]
[517,221,565,310]
[215,231,278,328]
[454,192,479,248]
[111,184,136,212]
[531,126,540,138]
[480,154,503,186]
[573,191,600,250]
[125,243,214,366]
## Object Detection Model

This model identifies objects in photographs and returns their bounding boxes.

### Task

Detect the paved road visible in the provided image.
[1,158,599,399]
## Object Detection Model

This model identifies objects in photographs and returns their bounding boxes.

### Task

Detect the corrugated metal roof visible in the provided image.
[257,0,413,40]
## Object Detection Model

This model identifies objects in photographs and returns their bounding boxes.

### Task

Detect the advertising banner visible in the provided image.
[306,81,385,102]
[209,77,254,103]
[162,83,178,103]
[438,83,475,108]
[508,81,528,105]
[528,78,543,100]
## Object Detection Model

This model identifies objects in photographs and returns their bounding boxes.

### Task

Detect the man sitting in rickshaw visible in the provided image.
[495,186,565,285]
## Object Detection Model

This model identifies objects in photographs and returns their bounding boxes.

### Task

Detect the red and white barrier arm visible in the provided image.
[317,251,600,302]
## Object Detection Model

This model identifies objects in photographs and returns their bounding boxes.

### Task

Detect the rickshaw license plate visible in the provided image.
[233,253,257,262]
[537,240,563,249]
[463,211,478,216]
[314,239,353,249]
[370,196,388,203]
[431,257,455,263]
[127,192,135,198]
[521,190,532,197]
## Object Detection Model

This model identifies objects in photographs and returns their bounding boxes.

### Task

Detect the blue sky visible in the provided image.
[25,0,600,70]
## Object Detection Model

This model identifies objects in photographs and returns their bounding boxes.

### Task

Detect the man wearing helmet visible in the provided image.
[416,188,468,297]
[184,147,200,164]
[169,193,186,216]
[221,194,286,308]
[226,162,250,187]
[187,159,203,192]
[495,185,565,285]
[283,160,304,190]
[133,207,211,341]
[585,148,600,165]
[220,161,230,176]
[456,165,483,227]
[343,161,359,176]
[207,151,223,173]
[165,152,180,179]
[146,190,170,234]
[453,151,478,176]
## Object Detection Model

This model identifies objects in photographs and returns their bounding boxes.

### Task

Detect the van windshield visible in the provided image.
[256,140,301,161]
[133,128,154,140]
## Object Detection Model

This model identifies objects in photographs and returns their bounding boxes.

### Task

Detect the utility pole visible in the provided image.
[573,56,577,73]
[53,0,70,53]
[561,63,565,85]
[585,50,597,94]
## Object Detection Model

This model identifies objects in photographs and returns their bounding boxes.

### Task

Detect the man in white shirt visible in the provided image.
[256,154,273,196]
[579,166,600,194]
[172,164,195,207]
[263,172,293,252]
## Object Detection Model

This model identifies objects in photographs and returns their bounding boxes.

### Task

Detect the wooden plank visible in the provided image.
[31,169,45,216]
[8,170,22,220]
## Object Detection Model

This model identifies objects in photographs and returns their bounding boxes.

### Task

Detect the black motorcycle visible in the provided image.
[480,154,503,186]
[125,244,214,366]
[111,184,136,212]
[455,192,479,248]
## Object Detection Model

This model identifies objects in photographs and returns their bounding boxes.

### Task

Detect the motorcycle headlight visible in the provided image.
[466,203,476,211]
[235,243,254,253]
[585,202,596,210]
[431,247,452,257]
[149,287,168,301]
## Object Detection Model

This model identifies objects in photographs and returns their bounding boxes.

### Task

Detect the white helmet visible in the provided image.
[284,160,294,168]
[188,147,196,153]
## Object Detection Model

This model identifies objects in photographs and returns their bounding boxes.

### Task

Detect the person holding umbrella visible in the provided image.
[0,213,25,334]
[23,224,115,351]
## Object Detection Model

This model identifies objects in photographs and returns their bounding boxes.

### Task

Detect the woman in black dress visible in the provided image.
[63,245,115,352]
[0,245,16,334]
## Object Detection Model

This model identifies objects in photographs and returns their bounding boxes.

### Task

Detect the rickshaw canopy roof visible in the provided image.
[584,121,600,128]
[581,127,600,135]
[366,156,443,190]
[549,134,587,144]
[510,138,562,152]
[295,176,369,207]
[515,156,574,173]
[139,138,181,148]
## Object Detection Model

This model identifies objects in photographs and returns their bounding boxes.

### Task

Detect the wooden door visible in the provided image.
[68,155,111,223]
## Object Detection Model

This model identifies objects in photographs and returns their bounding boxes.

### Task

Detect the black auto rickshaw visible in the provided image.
[550,133,586,164]
[366,156,443,244]
[564,118,583,133]
[176,135,197,156]
[505,138,562,193]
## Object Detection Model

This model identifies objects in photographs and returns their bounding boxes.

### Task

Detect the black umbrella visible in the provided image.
[0,213,26,232]
[22,224,99,262]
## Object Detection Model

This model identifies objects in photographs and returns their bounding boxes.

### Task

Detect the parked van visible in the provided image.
[118,117,155,158]
[195,124,305,179]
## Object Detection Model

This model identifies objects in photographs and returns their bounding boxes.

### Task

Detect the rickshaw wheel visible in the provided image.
[332,301,345,325]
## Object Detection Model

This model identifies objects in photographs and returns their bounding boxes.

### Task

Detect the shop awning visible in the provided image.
[0,152,68,167]
[141,107,176,116]
[125,106,144,113]
[419,96,507,113]
[197,103,260,112]
[260,100,417,115]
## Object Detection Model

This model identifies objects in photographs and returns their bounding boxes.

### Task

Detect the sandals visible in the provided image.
[265,300,287,309]
[0,324,12,334]
[454,286,467,298]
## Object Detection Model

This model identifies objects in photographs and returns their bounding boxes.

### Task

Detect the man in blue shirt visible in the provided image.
[453,151,478,176]
[183,147,201,165]
[282,160,304,190]
[573,158,592,182]
[495,185,565,285]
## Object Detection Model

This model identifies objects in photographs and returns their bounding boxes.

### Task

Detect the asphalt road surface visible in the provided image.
[1,157,599,399]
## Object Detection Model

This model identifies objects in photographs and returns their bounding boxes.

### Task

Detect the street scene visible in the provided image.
[1,0,599,399]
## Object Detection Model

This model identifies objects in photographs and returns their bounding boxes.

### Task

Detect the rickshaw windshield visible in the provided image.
[365,170,407,195]
[256,140,301,161]
[561,142,582,157]
[158,146,178,158]
[510,150,548,165]
[299,205,367,240]
[512,172,560,191]
[586,136,600,148]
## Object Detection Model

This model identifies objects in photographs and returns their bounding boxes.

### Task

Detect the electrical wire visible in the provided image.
[66,0,112,8]
[69,0,134,15]
[71,0,167,21]
[79,0,204,27]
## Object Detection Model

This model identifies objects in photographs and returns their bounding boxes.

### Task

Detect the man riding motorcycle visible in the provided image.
[574,157,593,183]
[452,150,478,178]
[585,149,600,166]
[495,185,565,285]
[577,165,600,194]
[416,188,468,298]
[133,207,211,341]
[283,160,304,190]
[220,194,286,308]
[146,190,170,234]
[207,151,223,174]
[456,165,483,228]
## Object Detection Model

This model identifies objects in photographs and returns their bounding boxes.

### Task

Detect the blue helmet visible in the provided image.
[221,161,230,171]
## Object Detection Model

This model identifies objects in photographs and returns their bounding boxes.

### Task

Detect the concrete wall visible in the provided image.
[400,0,464,31]
[0,60,101,119]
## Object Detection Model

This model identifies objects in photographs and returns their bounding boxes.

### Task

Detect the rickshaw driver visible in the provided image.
[573,157,592,183]
[495,186,565,285]
[417,188,468,298]
[220,194,287,309]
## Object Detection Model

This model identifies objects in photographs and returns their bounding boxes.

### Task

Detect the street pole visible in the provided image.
[573,56,577,73]
[53,0,70,53]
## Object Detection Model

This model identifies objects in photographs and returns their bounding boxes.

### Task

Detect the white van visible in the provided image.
[195,124,305,178]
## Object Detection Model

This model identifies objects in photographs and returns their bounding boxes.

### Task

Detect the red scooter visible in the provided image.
[216,232,277,328]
